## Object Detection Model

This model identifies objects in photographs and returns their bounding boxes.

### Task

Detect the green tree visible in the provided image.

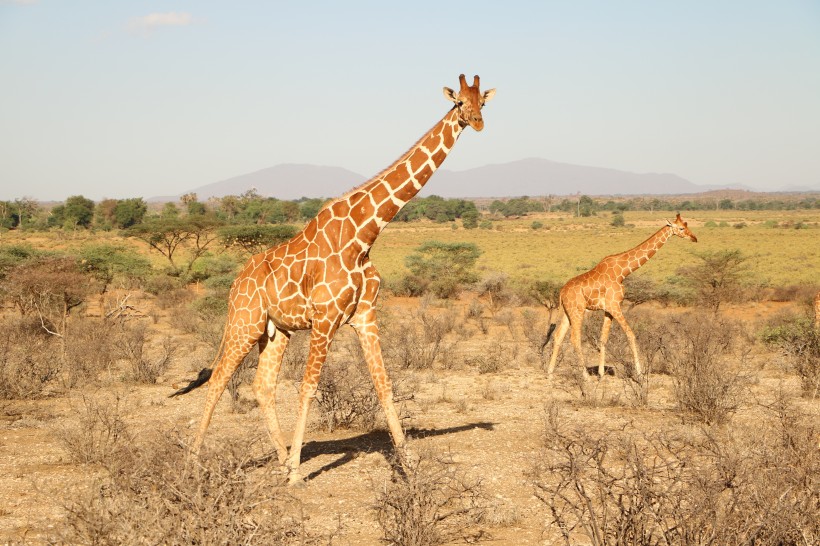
[578,195,596,217]
[113,198,148,228]
[404,241,482,298]
[78,244,152,291]
[298,198,326,220]
[13,197,39,230]
[161,202,179,218]
[51,195,95,229]
[0,200,14,229]
[461,209,479,229]
[95,198,118,229]
[187,201,208,216]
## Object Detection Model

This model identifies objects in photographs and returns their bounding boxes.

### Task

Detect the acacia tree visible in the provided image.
[126,218,192,270]
[126,216,223,274]
[679,249,750,314]
[218,224,299,255]
[403,241,482,298]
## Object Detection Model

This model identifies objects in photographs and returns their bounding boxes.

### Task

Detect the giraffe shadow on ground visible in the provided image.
[244,422,496,482]
[585,365,616,376]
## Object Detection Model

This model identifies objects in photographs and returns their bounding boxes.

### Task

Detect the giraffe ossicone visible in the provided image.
[172,74,494,484]
[542,213,698,387]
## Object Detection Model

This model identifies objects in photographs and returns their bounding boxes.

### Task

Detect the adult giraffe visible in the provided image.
[541,214,697,384]
[172,74,495,484]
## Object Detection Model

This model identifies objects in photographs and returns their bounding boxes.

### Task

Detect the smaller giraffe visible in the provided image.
[542,213,698,383]
[814,291,820,331]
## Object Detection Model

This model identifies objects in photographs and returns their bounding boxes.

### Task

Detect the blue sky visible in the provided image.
[1,1,819,201]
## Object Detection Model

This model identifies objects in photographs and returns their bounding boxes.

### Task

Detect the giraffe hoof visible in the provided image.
[287,471,306,488]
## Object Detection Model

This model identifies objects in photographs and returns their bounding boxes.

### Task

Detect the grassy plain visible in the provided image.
[372,209,820,288]
[4,208,818,290]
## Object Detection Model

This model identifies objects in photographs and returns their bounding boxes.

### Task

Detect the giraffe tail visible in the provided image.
[168,324,228,398]
[538,323,557,355]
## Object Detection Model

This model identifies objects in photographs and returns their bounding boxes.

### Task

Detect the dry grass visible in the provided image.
[60,418,313,545]
[532,398,819,545]
[373,446,486,546]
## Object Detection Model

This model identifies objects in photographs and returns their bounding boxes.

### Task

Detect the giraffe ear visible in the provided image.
[443,87,458,103]
[483,88,496,103]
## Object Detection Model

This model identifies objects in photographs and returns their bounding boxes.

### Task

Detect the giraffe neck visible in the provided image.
[615,225,674,281]
[331,108,464,249]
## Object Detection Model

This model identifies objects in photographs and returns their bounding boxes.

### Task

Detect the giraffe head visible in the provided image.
[443,74,495,131]
[667,213,698,242]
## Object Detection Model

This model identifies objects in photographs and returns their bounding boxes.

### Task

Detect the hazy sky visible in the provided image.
[2,1,819,201]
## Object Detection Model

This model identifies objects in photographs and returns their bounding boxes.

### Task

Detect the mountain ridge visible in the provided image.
[149,158,813,202]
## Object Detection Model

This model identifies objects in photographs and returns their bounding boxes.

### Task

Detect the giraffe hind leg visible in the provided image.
[610,306,642,378]
[568,310,590,383]
[547,314,570,381]
[191,323,263,455]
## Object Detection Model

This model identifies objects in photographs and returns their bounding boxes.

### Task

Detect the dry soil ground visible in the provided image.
[1,290,818,544]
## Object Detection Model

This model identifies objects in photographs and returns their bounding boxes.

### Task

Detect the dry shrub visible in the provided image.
[494,308,517,337]
[382,302,457,371]
[281,330,310,380]
[316,348,380,433]
[0,317,60,399]
[466,341,506,374]
[465,299,485,320]
[227,348,258,412]
[762,315,820,398]
[59,394,133,470]
[665,312,750,425]
[63,317,117,387]
[374,447,486,546]
[61,428,310,545]
[116,322,175,383]
[477,272,516,314]
[520,308,548,355]
[532,401,819,546]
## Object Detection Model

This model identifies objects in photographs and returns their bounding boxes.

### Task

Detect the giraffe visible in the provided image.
[814,291,820,331]
[541,213,698,384]
[172,74,495,484]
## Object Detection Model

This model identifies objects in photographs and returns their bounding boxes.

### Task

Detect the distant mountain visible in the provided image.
[152,158,759,202]
[422,158,724,198]
[149,164,367,202]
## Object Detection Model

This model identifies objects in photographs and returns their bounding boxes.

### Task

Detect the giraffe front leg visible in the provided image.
[598,313,613,378]
[350,313,406,452]
[285,318,338,485]
[192,332,259,456]
[253,324,290,466]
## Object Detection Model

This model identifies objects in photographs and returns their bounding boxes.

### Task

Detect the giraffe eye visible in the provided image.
[456,100,463,107]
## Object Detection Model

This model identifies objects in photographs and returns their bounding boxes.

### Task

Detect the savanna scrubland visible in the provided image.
[1,199,818,545]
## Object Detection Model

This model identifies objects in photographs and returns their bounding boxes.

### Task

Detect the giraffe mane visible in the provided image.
[318,112,454,213]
